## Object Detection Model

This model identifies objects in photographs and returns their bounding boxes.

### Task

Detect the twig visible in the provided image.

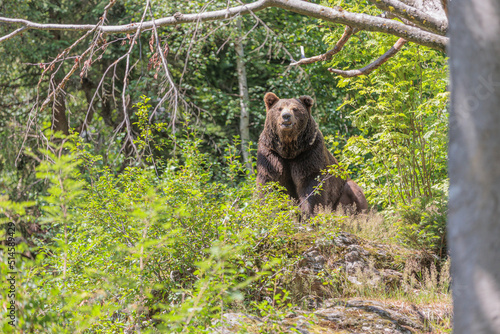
[39,28,100,112]
[21,0,117,150]
[112,0,151,157]
[328,38,407,77]
[290,26,357,66]
[147,4,182,134]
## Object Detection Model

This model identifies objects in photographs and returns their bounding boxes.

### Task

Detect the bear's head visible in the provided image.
[263,92,314,139]
[261,92,318,159]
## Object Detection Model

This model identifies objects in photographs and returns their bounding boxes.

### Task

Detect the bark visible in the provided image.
[449,0,500,333]
[366,0,447,35]
[51,82,69,135]
[235,19,251,171]
[0,26,27,43]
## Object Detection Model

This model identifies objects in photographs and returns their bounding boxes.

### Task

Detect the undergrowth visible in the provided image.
[0,107,450,332]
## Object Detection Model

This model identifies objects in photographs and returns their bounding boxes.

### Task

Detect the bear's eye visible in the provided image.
[293,108,298,112]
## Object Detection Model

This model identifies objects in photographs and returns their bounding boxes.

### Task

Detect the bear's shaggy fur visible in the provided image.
[256,92,368,215]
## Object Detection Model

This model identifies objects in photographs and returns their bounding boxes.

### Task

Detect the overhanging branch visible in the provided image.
[0,1,272,33]
[0,26,27,43]
[290,26,357,66]
[328,38,407,77]
[270,0,446,52]
[366,0,447,35]
[0,0,448,52]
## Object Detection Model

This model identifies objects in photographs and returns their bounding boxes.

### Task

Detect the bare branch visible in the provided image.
[271,0,446,52]
[384,12,417,28]
[116,0,152,156]
[328,38,407,77]
[290,26,357,66]
[0,0,447,52]
[38,28,99,112]
[147,3,183,134]
[0,26,27,43]
[366,0,447,35]
[0,1,271,33]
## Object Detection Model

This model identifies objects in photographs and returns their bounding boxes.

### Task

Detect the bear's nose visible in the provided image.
[281,112,292,121]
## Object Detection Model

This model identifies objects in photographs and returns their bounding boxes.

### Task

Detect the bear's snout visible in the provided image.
[280,110,295,129]
[281,111,292,121]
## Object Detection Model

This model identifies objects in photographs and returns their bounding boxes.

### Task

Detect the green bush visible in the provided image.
[0,122,309,332]
[394,198,448,258]
[322,18,449,255]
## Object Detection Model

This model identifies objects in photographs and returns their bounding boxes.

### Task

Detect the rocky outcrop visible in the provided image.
[212,299,439,333]
[290,232,409,299]
[211,231,450,333]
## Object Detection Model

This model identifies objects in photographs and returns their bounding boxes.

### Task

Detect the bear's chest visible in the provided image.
[277,153,324,196]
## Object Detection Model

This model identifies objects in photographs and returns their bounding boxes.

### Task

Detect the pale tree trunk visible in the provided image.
[449,0,500,333]
[235,18,252,171]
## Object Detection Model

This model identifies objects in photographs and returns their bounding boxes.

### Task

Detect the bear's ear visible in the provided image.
[298,96,314,112]
[264,92,280,111]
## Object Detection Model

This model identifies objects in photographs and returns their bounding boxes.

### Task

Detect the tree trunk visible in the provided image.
[51,83,69,136]
[235,18,252,171]
[449,1,500,333]
[75,77,96,134]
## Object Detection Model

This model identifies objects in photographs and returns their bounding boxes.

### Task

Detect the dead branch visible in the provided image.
[290,26,357,66]
[366,0,447,35]
[0,0,447,52]
[38,28,100,112]
[328,38,407,77]
[0,26,27,43]
[115,0,152,156]
[38,1,117,113]
[147,3,183,134]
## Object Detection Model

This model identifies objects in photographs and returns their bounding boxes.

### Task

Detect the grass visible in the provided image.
[266,207,454,332]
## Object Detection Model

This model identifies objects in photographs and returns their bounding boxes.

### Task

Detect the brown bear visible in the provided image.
[256,92,368,216]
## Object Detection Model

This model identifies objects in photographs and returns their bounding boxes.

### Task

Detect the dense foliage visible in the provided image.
[335,39,449,255]
[1,128,311,332]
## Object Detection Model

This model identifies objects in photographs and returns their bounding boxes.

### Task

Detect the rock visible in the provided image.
[210,313,261,333]
[302,247,327,272]
[333,232,357,247]
[346,244,369,256]
[210,228,447,333]
[291,231,411,298]
[347,275,363,285]
[214,299,432,333]
[382,269,404,288]
[345,249,361,263]
[294,247,330,297]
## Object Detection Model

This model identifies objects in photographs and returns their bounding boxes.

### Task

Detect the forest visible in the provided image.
[1,0,497,333]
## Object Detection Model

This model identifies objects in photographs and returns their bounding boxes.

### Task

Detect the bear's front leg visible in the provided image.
[256,149,298,199]
[256,149,282,186]
[296,178,323,217]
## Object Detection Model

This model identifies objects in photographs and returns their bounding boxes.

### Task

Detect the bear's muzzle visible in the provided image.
[280,110,295,129]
